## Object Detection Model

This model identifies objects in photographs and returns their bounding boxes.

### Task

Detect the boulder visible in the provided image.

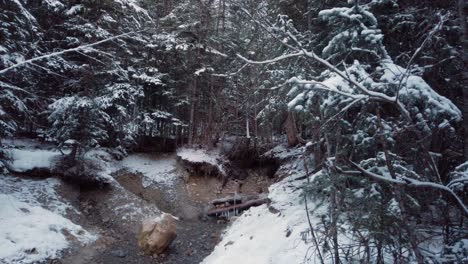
[138,213,177,255]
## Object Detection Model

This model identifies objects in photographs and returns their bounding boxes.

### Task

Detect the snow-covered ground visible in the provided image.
[0,175,97,264]
[118,153,178,188]
[201,160,318,264]
[176,147,220,165]
[176,147,226,175]
[6,148,60,172]
[2,138,61,173]
[0,139,165,263]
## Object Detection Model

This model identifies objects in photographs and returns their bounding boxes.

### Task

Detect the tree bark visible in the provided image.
[188,78,197,146]
[285,111,299,146]
[458,0,468,160]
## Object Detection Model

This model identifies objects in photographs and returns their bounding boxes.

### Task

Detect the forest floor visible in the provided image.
[56,153,273,264]
[0,140,274,264]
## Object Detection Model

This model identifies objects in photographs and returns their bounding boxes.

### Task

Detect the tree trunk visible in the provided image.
[285,111,299,146]
[188,78,197,146]
[458,0,468,160]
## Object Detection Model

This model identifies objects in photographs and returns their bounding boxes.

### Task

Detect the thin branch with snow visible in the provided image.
[0,30,144,75]
[237,44,412,122]
[349,161,468,216]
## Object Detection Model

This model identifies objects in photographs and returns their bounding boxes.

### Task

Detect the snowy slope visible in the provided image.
[0,175,97,264]
[202,161,321,264]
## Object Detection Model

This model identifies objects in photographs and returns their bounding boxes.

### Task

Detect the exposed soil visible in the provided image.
[55,154,274,264]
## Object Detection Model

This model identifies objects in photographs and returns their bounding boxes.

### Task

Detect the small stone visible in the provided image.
[224,241,234,247]
[111,249,127,258]
[25,248,37,254]
[19,208,30,213]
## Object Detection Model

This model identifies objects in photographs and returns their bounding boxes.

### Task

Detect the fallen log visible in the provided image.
[211,195,243,206]
[211,193,261,206]
[207,197,270,217]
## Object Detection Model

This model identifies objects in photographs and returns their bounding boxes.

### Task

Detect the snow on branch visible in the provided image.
[0,81,37,97]
[291,78,368,100]
[0,30,144,76]
[349,161,468,216]
[237,47,412,122]
[236,52,303,65]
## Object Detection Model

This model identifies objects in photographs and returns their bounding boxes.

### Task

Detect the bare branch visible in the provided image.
[396,14,447,99]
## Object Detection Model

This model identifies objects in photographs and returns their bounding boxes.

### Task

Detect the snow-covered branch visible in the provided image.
[0,81,37,97]
[0,30,144,76]
[292,78,368,100]
[237,48,412,122]
[349,161,468,216]
[236,52,303,65]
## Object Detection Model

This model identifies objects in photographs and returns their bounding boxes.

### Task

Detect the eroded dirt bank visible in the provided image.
[57,153,273,264]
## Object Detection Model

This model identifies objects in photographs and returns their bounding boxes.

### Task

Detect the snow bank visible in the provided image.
[176,148,220,165]
[0,175,97,264]
[1,138,61,173]
[202,162,320,264]
[176,147,226,176]
[118,153,177,188]
[6,148,60,172]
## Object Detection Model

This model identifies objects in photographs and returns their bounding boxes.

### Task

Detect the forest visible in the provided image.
[0,0,467,263]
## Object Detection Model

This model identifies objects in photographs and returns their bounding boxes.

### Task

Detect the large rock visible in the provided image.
[138,213,177,255]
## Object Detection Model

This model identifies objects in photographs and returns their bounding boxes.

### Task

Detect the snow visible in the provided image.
[6,148,60,172]
[11,0,37,25]
[0,175,97,264]
[176,148,220,165]
[118,154,178,188]
[195,67,212,75]
[65,5,83,16]
[202,166,318,264]
[132,72,163,85]
[176,147,226,176]
[44,0,65,9]
[113,0,152,20]
[261,144,304,161]
[380,62,462,123]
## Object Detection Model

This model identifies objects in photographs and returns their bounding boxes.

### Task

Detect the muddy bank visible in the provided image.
[58,167,229,264]
[45,150,276,264]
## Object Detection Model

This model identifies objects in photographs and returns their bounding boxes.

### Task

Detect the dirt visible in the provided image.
[55,154,274,264]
